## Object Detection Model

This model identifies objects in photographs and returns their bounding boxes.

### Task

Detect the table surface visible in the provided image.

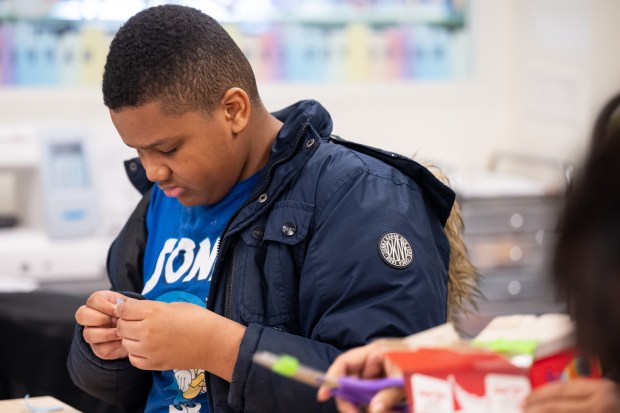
[0,396,82,412]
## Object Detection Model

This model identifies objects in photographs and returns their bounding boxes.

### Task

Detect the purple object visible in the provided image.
[330,376,408,411]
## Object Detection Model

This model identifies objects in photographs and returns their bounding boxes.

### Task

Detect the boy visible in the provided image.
[67,5,454,413]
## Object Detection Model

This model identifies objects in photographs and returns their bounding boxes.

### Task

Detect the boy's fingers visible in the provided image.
[83,326,122,344]
[113,300,123,318]
[85,293,117,317]
[114,297,141,319]
[91,341,128,361]
[75,305,115,327]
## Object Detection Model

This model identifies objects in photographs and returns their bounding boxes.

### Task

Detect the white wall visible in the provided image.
[260,0,520,171]
[509,0,620,166]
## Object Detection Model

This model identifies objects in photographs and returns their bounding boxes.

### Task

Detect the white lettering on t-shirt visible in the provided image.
[143,238,177,295]
[184,238,219,282]
[165,238,196,284]
[142,237,220,295]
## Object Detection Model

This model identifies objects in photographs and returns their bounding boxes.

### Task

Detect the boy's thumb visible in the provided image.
[114,298,124,317]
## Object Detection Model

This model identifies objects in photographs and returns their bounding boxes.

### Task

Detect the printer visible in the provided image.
[0,124,109,291]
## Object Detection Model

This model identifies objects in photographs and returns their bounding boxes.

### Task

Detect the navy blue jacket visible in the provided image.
[68,100,454,413]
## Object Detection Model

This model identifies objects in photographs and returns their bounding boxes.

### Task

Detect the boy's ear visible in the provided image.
[221,87,250,134]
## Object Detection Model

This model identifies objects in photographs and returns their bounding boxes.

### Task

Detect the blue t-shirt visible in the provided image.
[142,172,259,413]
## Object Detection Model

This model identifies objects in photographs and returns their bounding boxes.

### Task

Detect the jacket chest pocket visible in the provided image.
[237,201,314,330]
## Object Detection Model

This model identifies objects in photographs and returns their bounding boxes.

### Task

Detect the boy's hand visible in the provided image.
[114,299,245,381]
[523,378,620,413]
[75,290,129,360]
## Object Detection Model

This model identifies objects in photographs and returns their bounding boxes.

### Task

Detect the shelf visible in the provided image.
[256,7,465,28]
[0,1,465,28]
[0,1,470,86]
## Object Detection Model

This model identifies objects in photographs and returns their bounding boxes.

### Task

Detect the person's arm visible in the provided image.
[67,190,152,411]
[67,290,152,413]
[67,321,152,413]
[523,378,620,413]
[229,169,450,412]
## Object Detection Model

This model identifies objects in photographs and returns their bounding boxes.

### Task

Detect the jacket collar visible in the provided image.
[272,99,333,140]
[124,158,151,195]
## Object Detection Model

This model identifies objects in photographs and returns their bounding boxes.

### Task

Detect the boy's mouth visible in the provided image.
[160,185,184,198]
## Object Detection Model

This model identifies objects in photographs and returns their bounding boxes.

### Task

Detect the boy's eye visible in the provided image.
[162,146,179,155]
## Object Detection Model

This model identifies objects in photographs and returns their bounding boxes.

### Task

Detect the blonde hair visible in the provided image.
[424,163,480,321]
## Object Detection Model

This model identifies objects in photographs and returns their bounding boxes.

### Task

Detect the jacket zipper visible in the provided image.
[224,248,236,318]
[219,123,310,319]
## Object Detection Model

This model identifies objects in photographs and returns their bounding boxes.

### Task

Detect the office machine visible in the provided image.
[0,124,109,289]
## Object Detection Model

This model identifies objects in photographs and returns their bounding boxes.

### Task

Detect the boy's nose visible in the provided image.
[144,161,171,183]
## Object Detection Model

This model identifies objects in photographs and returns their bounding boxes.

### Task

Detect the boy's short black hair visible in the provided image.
[103,5,260,115]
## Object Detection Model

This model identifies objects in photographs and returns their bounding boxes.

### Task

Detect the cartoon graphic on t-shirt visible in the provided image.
[169,401,202,413]
[165,369,206,412]
[175,369,207,399]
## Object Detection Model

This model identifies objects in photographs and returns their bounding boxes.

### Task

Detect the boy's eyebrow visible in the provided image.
[133,136,180,150]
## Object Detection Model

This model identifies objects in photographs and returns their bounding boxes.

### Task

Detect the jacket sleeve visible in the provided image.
[67,317,152,413]
[229,166,451,412]
[67,190,153,411]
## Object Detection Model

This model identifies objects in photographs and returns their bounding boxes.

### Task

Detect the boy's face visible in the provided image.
[111,100,245,206]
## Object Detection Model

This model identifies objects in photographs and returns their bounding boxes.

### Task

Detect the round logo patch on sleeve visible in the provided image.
[378,232,413,269]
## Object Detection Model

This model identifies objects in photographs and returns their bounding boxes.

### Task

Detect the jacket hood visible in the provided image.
[272,100,455,226]
[330,136,455,227]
